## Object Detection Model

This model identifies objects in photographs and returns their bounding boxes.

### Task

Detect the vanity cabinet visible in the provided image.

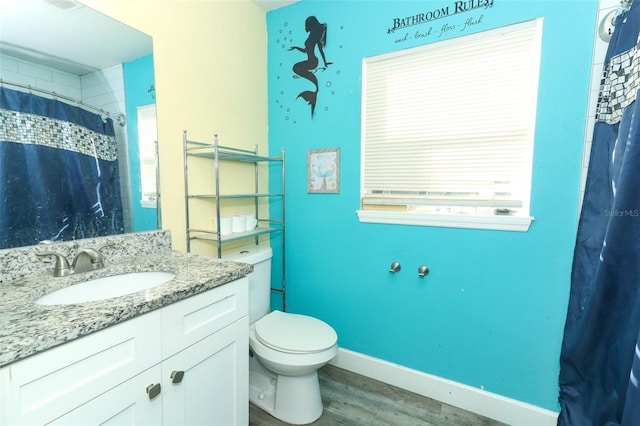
[0,277,248,426]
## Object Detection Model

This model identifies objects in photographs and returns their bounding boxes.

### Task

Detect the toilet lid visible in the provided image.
[255,311,337,354]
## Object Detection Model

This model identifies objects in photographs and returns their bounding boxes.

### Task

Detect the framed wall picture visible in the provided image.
[307,148,340,193]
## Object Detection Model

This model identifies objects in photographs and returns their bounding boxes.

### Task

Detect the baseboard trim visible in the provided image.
[329,348,558,426]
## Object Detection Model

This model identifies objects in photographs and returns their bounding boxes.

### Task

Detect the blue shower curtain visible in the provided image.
[0,87,124,249]
[558,3,640,425]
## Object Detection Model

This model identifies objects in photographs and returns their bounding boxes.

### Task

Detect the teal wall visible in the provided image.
[267,0,598,411]
[123,54,157,232]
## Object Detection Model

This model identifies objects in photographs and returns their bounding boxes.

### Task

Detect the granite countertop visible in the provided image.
[0,250,252,368]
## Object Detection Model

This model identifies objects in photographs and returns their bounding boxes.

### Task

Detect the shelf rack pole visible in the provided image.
[281,147,286,312]
[254,144,259,246]
[183,130,191,253]
[214,134,222,259]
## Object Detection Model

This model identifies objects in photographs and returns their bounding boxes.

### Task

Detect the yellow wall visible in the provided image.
[80,0,268,253]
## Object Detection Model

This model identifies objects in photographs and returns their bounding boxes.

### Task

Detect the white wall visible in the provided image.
[1,53,84,99]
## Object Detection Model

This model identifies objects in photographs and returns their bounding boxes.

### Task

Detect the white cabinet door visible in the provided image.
[49,365,162,426]
[162,316,249,426]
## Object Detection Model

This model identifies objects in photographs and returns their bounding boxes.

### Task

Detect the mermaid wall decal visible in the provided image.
[289,16,332,117]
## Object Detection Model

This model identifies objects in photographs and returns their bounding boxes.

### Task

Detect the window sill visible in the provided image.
[355,210,534,232]
[140,199,157,209]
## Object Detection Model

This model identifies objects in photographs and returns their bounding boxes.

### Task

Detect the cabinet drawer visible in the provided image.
[0,310,162,426]
[161,277,248,358]
[49,365,162,425]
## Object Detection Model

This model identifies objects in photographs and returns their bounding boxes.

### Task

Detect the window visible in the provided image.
[137,104,158,208]
[358,19,542,231]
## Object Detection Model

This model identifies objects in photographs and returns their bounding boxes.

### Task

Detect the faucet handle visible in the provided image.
[97,243,115,253]
[36,252,72,277]
[94,243,115,267]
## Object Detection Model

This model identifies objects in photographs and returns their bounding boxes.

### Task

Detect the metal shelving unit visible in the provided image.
[183,131,286,310]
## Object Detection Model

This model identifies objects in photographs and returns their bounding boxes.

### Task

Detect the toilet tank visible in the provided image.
[223,246,273,323]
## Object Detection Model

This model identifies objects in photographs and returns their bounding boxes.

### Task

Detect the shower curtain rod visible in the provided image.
[599,0,635,43]
[619,0,634,13]
[0,78,126,127]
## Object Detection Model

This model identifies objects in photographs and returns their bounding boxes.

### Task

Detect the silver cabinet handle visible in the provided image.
[170,370,185,384]
[146,383,161,400]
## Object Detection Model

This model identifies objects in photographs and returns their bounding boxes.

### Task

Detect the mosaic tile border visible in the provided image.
[0,109,117,161]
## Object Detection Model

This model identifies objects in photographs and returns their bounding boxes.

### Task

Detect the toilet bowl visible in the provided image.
[224,247,338,425]
[250,311,337,424]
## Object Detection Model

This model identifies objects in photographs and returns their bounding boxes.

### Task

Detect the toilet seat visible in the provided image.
[255,311,337,354]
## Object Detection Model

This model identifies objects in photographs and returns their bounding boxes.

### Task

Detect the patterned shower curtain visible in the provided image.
[0,87,124,249]
[558,2,640,425]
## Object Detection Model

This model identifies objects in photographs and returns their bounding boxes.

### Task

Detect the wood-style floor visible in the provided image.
[249,364,508,426]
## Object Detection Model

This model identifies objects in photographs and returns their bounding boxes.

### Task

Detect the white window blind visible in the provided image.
[137,104,158,208]
[360,19,542,226]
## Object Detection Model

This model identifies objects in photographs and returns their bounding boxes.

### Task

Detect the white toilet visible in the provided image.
[225,246,338,425]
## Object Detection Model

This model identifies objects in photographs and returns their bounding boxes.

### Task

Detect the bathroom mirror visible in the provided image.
[0,0,158,249]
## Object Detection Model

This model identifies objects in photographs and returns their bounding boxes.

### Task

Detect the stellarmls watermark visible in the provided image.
[604,209,640,217]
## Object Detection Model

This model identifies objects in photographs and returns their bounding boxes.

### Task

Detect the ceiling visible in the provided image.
[0,0,298,76]
[0,0,152,76]
[252,0,299,11]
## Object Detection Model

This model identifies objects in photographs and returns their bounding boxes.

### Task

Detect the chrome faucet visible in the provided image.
[36,244,114,277]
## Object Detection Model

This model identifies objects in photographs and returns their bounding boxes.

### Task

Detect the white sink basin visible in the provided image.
[36,272,176,305]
